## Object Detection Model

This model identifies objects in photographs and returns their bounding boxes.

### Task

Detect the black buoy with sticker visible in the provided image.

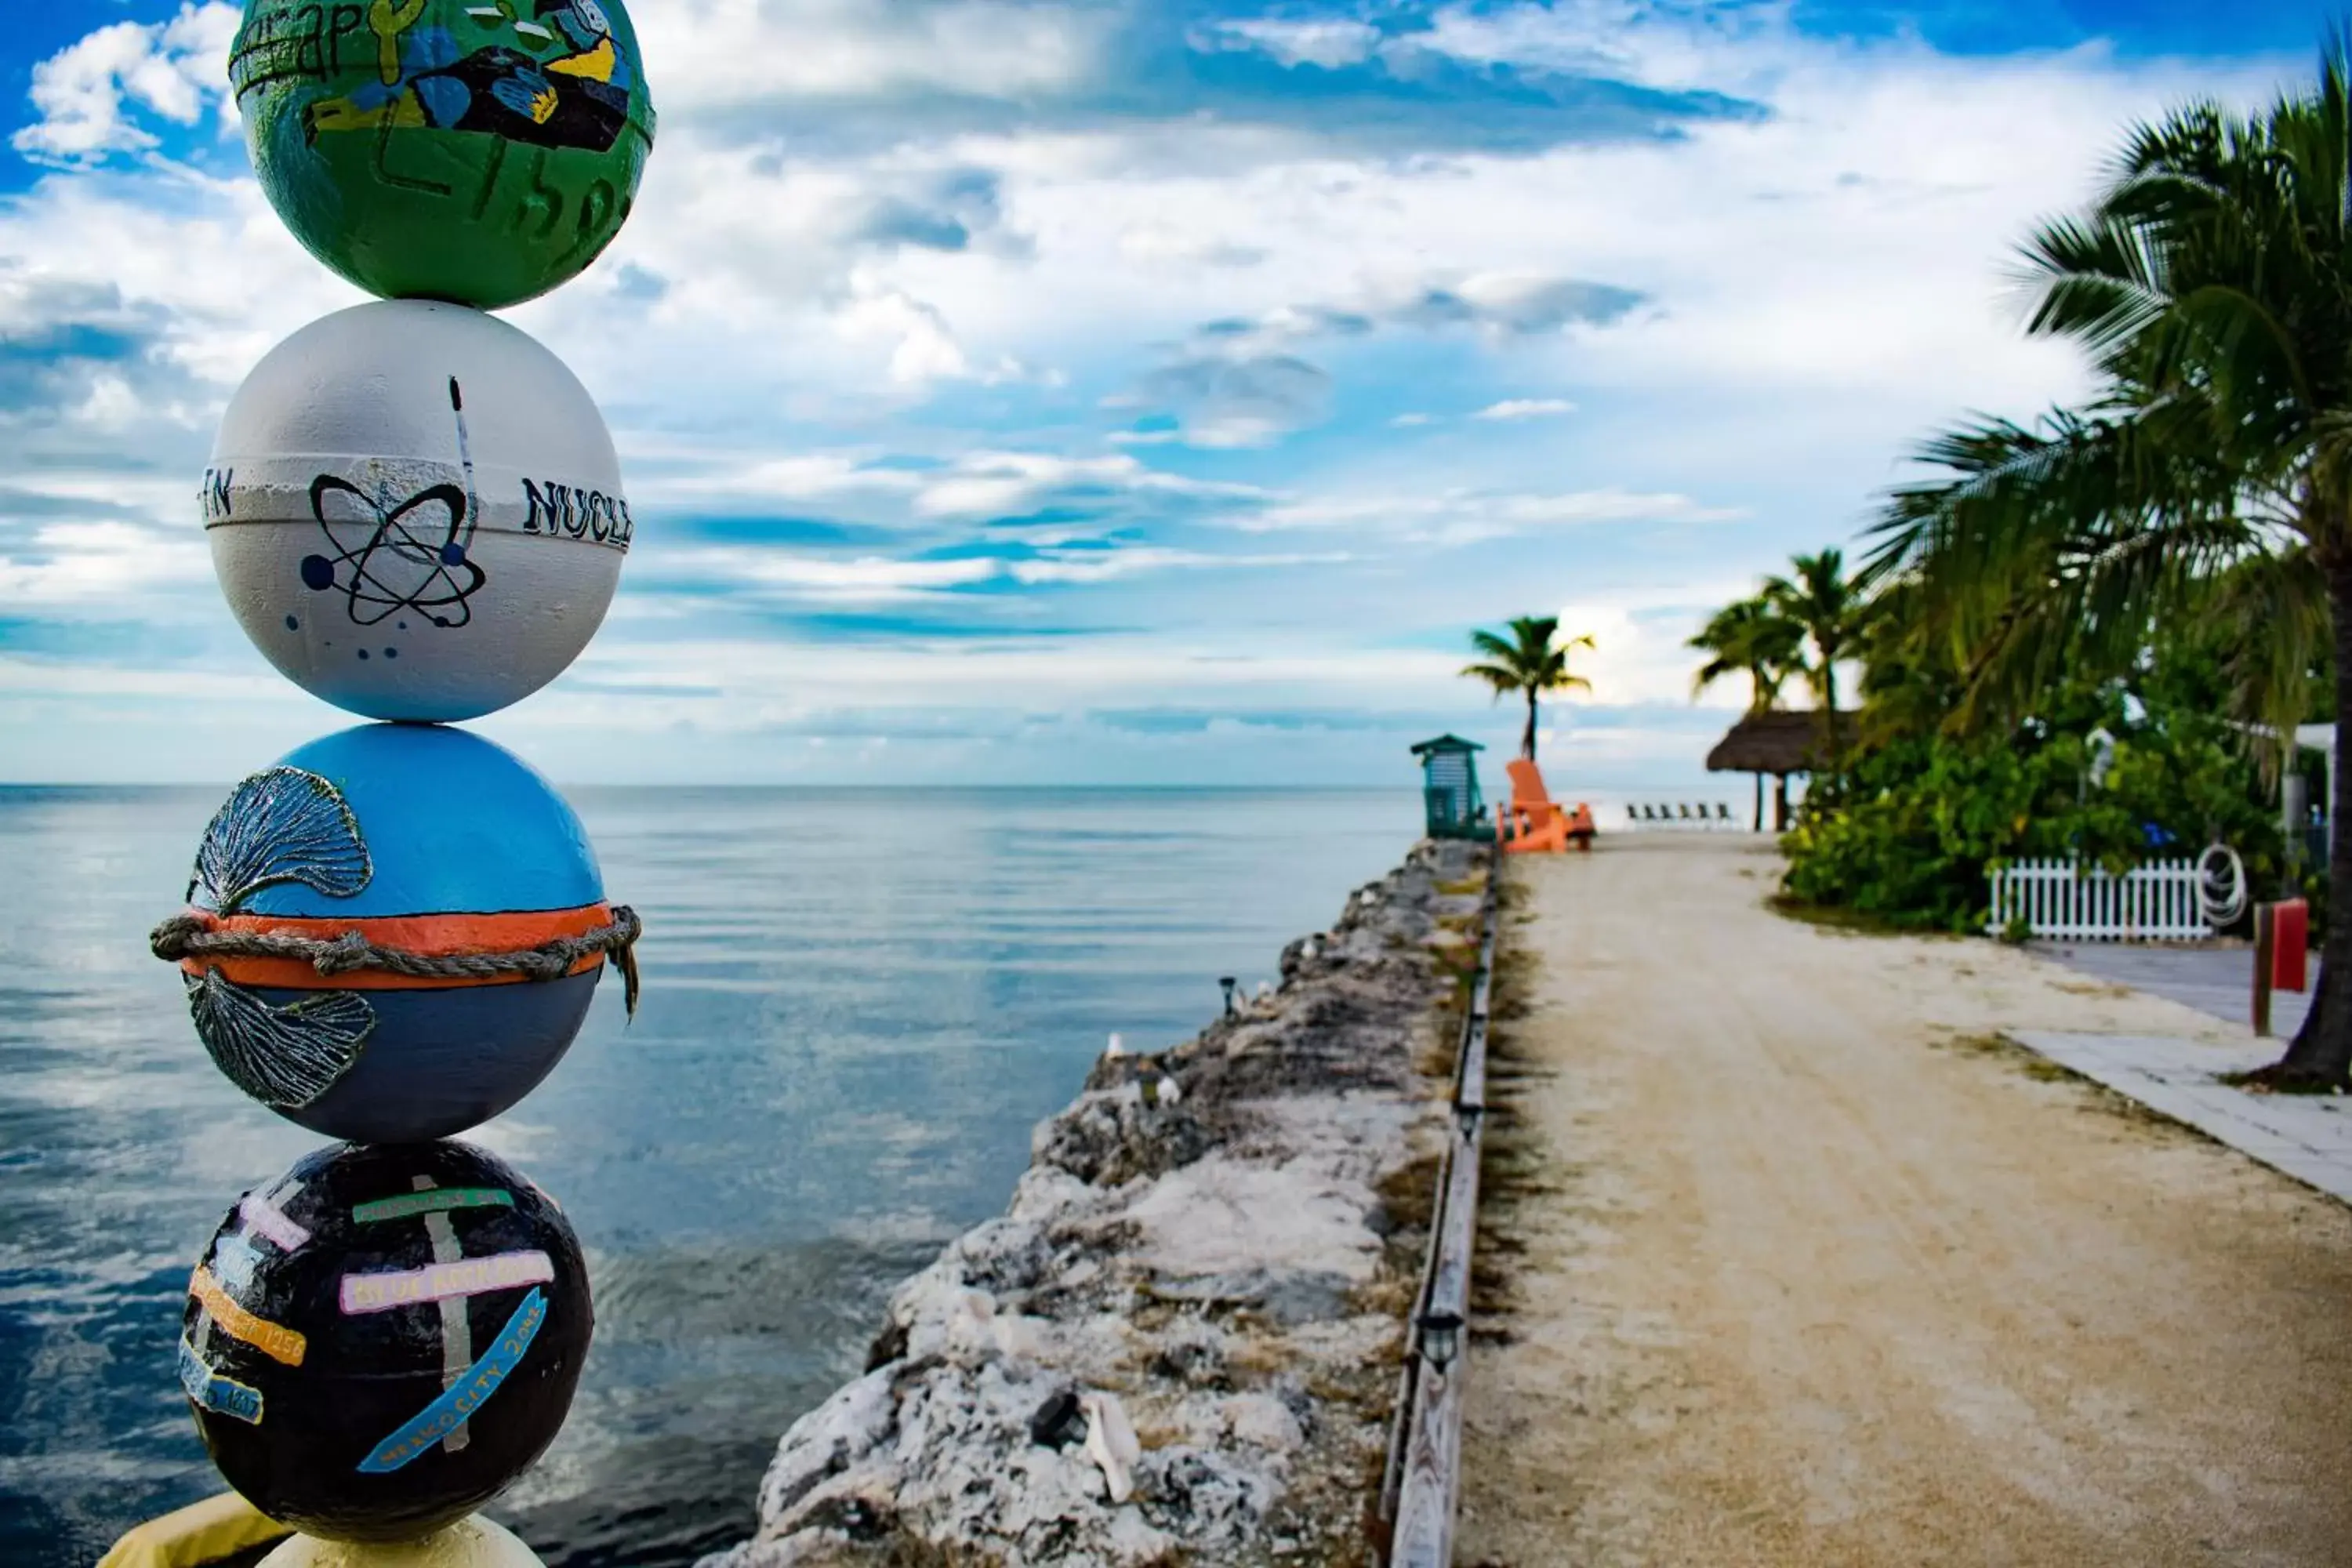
[179,1139,592,1544]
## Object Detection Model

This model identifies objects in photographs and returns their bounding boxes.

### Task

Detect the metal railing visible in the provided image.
[1377,859,1499,1565]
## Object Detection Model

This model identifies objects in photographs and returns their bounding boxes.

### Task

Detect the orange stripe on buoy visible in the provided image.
[190,1265,307,1367]
[178,902,613,991]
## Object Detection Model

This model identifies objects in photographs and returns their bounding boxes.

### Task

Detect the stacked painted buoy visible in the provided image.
[157,5,655,1560]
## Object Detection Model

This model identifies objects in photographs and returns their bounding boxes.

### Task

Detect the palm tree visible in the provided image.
[1689,595,1802,712]
[1690,595,1803,829]
[1763,549,1863,787]
[1462,615,1595,760]
[1849,575,1967,746]
[1864,44,2352,1085]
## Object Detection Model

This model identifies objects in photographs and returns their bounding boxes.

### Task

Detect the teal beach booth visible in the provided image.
[1411,734,1489,840]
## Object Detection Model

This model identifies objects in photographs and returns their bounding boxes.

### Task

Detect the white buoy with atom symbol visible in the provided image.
[206,301,633,722]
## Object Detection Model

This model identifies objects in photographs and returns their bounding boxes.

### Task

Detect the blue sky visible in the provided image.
[0,1,2328,785]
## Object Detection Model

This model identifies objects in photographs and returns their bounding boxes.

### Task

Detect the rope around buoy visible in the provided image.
[150,906,643,1017]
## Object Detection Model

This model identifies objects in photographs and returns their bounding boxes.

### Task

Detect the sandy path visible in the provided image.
[1457,834,2352,1568]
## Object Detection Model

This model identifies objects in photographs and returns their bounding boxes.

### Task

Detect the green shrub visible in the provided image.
[1780,684,2283,932]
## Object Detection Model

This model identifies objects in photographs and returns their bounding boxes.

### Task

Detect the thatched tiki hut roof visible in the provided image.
[1705,710,1858,777]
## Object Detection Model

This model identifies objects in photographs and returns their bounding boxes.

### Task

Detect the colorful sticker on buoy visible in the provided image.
[357,1287,548,1472]
[353,1186,514,1224]
[190,1265,309,1367]
[339,1249,553,1314]
[238,1185,312,1252]
[178,1337,263,1425]
[210,1232,264,1294]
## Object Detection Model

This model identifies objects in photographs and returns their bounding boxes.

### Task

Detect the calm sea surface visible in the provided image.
[0,786,1411,1567]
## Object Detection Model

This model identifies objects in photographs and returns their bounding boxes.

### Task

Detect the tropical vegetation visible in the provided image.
[1694,41,2352,1082]
[1688,593,1802,828]
[1461,615,1594,760]
[1689,595,1801,713]
[1764,549,1864,779]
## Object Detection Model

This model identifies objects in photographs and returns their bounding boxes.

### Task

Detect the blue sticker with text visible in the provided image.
[357,1287,546,1473]
[179,1337,263,1425]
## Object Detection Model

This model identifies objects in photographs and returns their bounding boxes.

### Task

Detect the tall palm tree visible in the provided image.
[1849,575,1967,746]
[1688,594,1802,712]
[1865,44,2352,1085]
[1462,615,1595,760]
[1690,595,1803,829]
[1763,549,1862,779]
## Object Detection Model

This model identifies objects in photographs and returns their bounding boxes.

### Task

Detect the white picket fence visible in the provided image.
[1985,857,2212,941]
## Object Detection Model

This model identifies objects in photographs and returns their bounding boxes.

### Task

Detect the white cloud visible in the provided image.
[909,452,1265,520]
[1006,545,1346,584]
[637,0,1111,113]
[1115,227,1266,269]
[1243,487,1742,543]
[642,452,924,507]
[1198,18,1384,71]
[0,470,194,518]
[835,278,977,385]
[1379,271,1646,338]
[1179,415,1294,450]
[550,634,1465,720]
[658,550,1000,602]
[629,540,1340,604]
[1416,0,1799,95]
[14,2,240,165]
[0,520,212,606]
[0,0,2317,782]
[1502,577,1809,709]
[0,172,359,412]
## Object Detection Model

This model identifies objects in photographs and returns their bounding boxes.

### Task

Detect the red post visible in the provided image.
[2273,898,2309,993]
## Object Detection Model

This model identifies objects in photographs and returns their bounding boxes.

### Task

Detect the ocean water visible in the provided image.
[0,786,1411,1568]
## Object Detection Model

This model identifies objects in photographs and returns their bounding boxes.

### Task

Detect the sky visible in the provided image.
[0,1,2330,786]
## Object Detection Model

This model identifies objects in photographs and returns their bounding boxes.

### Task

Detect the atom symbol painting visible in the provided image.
[299,376,488,630]
[304,476,487,628]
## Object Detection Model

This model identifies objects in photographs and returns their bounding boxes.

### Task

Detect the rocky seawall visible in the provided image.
[697,838,1490,1567]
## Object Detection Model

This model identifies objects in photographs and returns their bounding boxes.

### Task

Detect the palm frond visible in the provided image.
[1458,661,1522,697]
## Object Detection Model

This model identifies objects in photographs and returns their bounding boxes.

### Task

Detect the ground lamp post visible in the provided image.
[150,4,655,1562]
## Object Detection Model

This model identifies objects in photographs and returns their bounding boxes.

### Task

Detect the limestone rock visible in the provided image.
[698,840,1487,1568]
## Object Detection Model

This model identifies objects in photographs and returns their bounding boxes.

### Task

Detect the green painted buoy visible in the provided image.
[229,0,655,309]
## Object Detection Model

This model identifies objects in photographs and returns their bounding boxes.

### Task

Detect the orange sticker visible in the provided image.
[190,1265,308,1367]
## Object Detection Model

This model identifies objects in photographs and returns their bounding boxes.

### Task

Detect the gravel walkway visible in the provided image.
[1457,835,2352,1567]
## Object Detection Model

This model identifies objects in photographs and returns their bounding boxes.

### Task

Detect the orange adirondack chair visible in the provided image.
[1497,759,1592,854]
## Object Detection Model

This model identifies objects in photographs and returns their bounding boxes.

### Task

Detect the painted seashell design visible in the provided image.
[174,723,616,1142]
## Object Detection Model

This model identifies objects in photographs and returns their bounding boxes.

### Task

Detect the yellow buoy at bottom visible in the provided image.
[98,1491,289,1568]
[259,1516,546,1568]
